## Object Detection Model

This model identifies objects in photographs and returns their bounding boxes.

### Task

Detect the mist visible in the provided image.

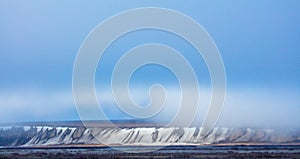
[0,86,299,129]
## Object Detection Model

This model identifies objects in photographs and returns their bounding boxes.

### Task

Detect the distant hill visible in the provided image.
[0,124,299,148]
[0,119,161,128]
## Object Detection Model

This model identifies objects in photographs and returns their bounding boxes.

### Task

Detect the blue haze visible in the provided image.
[0,1,299,127]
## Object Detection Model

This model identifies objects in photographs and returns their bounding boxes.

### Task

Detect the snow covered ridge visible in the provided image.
[0,126,299,147]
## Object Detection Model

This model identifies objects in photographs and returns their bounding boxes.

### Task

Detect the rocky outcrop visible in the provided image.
[0,126,299,147]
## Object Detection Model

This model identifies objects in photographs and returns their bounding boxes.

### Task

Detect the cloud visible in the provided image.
[0,89,76,122]
[0,87,299,128]
[95,86,300,128]
[218,87,300,128]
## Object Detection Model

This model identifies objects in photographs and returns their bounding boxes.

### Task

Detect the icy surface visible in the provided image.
[0,126,299,147]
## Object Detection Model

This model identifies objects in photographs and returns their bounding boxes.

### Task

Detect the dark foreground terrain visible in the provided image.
[1,145,300,158]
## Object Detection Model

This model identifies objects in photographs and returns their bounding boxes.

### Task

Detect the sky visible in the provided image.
[0,1,299,128]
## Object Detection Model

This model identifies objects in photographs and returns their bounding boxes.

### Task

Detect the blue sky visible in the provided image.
[0,1,299,127]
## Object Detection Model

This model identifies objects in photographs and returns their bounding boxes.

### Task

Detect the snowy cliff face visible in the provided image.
[0,126,299,147]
